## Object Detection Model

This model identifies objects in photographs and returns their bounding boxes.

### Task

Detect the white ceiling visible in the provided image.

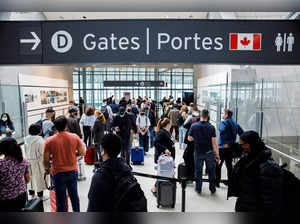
[43,12,294,20]
[43,12,209,20]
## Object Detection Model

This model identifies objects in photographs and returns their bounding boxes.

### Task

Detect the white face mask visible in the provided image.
[2,117,7,122]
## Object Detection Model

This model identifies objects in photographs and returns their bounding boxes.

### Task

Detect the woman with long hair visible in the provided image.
[0,138,30,211]
[80,107,96,147]
[0,113,15,138]
[93,110,106,162]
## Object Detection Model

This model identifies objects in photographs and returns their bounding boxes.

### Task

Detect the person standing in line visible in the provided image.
[147,105,156,149]
[101,99,113,133]
[79,97,85,118]
[67,107,82,139]
[0,113,15,138]
[178,105,189,150]
[0,138,30,211]
[126,103,138,149]
[168,104,180,141]
[151,118,175,196]
[136,108,151,155]
[80,107,95,147]
[188,109,220,195]
[113,106,134,165]
[25,124,48,200]
[216,109,244,187]
[43,108,56,139]
[93,110,106,162]
[44,116,85,212]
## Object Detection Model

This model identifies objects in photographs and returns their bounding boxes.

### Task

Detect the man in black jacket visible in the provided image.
[87,133,147,212]
[67,108,82,138]
[228,131,284,213]
[113,106,134,165]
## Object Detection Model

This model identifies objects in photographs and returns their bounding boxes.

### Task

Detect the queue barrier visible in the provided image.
[132,171,227,212]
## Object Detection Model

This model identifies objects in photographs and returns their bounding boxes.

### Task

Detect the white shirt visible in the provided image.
[136,115,150,131]
[80,114,95,127]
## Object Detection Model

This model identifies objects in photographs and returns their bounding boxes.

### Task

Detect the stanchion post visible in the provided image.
[181,179,187,212]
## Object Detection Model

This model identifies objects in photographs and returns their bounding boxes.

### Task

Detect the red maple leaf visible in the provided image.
[240,37,251,46]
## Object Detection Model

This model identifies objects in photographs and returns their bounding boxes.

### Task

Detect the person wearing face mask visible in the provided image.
[216,109,243,188]
[227,131,284,213]
[112,106,135,165]
[0,113,15,138]
[136,108,151,155]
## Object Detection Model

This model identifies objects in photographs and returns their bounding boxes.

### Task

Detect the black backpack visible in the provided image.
[35,119,47,137]
[176,113,185,126]
[281,164,300,212]
[103,169,147,212]
[101,105,109,120]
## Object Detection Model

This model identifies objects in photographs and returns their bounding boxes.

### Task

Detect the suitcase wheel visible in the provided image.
[157,205,160,208]
[171,205,175,208]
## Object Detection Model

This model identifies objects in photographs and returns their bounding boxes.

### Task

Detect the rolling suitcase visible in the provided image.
[157,181,176,208]
[84,145,97,165]
[177,162,189,180]
[22,198,44,212]
[131,146,144,165]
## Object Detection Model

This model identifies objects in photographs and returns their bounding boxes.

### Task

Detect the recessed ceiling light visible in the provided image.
[82,16,87,19]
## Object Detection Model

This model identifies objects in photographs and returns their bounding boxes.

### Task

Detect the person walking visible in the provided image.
[80,107,95,147]
[188,109,220,195]
[25,124,48,200]
[93,110,106,162]
[0,138,30,211]
[136,108,151,154]
[216,109,244,187]
[0,113,16,138]
[67,107,82,139]
[44,116,85,212]
[228,131,284,213]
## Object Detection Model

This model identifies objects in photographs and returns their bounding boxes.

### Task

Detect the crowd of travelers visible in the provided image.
[0,94,299,213]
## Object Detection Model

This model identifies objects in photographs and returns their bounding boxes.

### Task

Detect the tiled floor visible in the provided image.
[40,143,236,212]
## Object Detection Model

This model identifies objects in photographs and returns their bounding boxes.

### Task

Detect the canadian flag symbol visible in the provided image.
[230,33,262,51]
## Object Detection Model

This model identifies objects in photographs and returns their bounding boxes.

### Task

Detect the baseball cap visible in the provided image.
[46,108,55,113]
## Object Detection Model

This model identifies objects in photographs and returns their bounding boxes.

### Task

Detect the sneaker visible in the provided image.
[216,183,220,188]
[195,189,202,195]
[211,189,216,195]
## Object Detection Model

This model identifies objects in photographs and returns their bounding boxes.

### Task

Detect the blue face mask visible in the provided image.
[120,113,125,118]
[2,117,7,122]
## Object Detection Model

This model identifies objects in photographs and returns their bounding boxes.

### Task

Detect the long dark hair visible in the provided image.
[1,113,12,126]
[0,137,24,163]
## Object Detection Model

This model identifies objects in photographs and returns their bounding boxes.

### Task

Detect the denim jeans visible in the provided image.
[179,126,187,148]
[139,132,149,153]
[121,138,130,165]
[194,150,216,193]
[149,127,155,148]
[53,171,80,212]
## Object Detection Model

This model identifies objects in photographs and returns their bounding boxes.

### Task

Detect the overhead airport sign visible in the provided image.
[1,20,300,64]
[104,81,165,87]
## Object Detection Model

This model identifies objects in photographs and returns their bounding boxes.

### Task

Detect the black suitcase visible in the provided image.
[157,181,176,208]
[22,198,44,212]
[177,162,189,180]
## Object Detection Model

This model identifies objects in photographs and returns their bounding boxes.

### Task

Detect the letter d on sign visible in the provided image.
[51,30,73,53]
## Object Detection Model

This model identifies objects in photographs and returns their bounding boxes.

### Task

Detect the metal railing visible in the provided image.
[266,144,300,164]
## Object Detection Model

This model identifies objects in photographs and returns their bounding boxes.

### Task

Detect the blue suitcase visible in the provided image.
[131,146,144,165]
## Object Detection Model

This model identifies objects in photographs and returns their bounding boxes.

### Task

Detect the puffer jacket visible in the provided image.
[227,147,284,213]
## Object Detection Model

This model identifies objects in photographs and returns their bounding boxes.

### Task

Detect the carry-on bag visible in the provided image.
[177,162,189,180]
[84,145,97,165]
[157,154,175,178]
[131,137,144,165]
[157,180,176,208]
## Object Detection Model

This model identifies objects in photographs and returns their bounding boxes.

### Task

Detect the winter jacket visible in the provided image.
[93,116,106,145]
[227,147,284,213]
[113,113,134,141]
[0,121,15,137]
[24,135,48,192]
[183,121,195,178]
[154,128,175,163]
[67,115,82,138]
[218,117,244,148]
[87,157,147,212]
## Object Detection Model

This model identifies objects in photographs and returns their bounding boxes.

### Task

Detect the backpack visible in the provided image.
[101,105,109,120]
[35,119,47,137]
[176,113,185,126]
[102,168,147,212]
[281,164,300,212]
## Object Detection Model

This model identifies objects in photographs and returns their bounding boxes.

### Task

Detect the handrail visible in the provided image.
[267,145,300,164]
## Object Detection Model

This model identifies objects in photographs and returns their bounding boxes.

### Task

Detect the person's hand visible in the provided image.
[164,149,171,156]
[115,127,120,132]
[44,169,50,175]
[215,153,220,163]
[6,128,11,133]
[223,144,229,148]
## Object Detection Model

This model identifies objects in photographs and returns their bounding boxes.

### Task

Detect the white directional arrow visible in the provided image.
[20,32,41,50]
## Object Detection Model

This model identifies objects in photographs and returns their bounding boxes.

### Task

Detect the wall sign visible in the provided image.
[104,81,165,87]
[1,20,300,65]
